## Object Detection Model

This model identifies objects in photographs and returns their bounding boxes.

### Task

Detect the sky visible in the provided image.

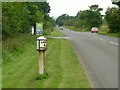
[47,0,117,18]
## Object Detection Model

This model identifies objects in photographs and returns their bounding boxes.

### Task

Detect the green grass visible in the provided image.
[98,26,119,37]
[2,29,91,88]
[65,26,89,32]
[66,26,81,31]
[66,26,119,37]
[66,26,79,31]
[49,28,64,36]
[98,30,119,37]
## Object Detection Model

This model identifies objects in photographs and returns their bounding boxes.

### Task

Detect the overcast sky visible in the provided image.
[47,0,117,18]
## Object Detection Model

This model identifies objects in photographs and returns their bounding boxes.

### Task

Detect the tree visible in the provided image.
[56,14,69,26]
[89,5,103,12]
[105,7,120,33]
[2,2,54,39]
[35,2,50,15]
[56,4,103,31]
[76,5,103,30]
[2,2,31,37]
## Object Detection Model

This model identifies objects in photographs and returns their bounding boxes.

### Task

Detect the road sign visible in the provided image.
[36,23,43,35]
[32,26,34,35]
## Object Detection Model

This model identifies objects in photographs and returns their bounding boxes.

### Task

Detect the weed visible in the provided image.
[35,72,48,80]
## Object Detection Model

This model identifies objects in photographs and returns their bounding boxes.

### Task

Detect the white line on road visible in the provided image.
[109,42,119,46]
[67,37,72,40]
[93,36,119,46]
[93,36,107,41]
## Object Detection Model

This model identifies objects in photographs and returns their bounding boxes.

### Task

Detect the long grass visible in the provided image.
[98,26,119,37]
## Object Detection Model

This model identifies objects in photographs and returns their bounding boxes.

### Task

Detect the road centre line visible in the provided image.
[93,36,119,46]
[109,42,119,46]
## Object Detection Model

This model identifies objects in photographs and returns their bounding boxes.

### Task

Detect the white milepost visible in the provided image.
[36,36,47,74]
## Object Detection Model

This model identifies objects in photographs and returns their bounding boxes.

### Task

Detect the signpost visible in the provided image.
[36,36,47,74]
[36,23,43,35]
[32,26,34,35]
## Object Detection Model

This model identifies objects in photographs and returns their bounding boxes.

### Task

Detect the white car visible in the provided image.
[59,27,63,30]
[91,27,99,33]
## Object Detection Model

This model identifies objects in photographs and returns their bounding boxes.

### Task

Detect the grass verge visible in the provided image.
[66,26,119,37]
[65,26,89,32]
[49,28,64,37]
[2,29,91,88]
[98,26,119,37]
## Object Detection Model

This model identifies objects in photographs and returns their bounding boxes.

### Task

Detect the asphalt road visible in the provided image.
[59,27,118,88]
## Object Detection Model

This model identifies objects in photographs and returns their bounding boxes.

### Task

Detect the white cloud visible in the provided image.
[47,0,117,18]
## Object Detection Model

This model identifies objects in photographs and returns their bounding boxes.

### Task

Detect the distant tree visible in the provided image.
[57,5,103,31]
[43,15,55,35]
[56,14,69,26]
[89,5,103,12]
[105,7,120,33]
[77,5,103,30]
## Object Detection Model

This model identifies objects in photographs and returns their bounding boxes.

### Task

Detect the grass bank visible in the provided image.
[2,29,91,88]
[65,26,90,32]
[65,26,119,37]
[98,26,119,37]
[50,28,64,37]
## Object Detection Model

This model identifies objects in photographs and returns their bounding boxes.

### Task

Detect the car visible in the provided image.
[59,27,63,30]
[91,27,99,33]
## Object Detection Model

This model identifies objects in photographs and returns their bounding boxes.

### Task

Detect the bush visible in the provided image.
[105,7,120,33]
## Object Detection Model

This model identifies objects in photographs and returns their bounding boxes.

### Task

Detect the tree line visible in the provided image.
[2,2,55,39]
[56,5,120,33]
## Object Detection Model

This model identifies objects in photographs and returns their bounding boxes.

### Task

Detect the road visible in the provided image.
[59,27,118,88]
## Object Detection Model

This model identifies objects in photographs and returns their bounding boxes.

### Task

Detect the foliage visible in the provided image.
[78,11,102,29]
[56,5,103,31]
[2,2,55,39]
[98,26,119,37]
[35,72,48,80]
[2,3,31,38]
[56,14,69,26]
[76,5,103,30]
[43,15,55,35]
[105,7,120,33]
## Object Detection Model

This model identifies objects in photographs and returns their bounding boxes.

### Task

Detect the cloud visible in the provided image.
[47,0,116,18]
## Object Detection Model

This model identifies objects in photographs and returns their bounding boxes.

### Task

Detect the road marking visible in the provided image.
[46,36,68,39]
[93,36,99,39]
[67,37,72,40]
[93,36,119,46]
[109,42,119,46]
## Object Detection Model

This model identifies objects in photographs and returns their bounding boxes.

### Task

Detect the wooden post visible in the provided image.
[38,51,45,74]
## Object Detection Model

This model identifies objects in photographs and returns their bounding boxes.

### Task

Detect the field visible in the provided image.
[2,29,91,88]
